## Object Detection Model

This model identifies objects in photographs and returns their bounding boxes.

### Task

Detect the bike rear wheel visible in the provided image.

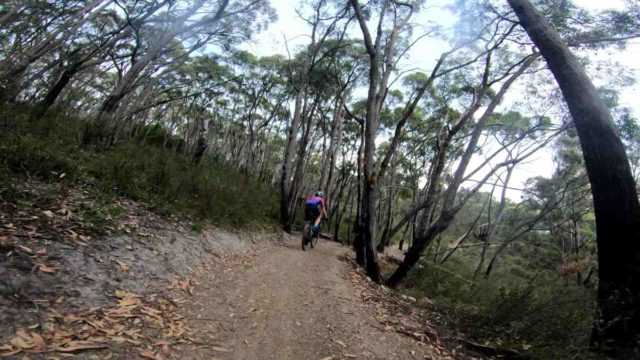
[302,223,311,251]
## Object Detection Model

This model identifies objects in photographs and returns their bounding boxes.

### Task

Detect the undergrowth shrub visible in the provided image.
[402,256,598,359]
[0,134,81,179]
[88,144,278,226]
[0,106,278,228]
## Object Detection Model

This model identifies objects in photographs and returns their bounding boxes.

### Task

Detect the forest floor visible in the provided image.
[0,178,481,359]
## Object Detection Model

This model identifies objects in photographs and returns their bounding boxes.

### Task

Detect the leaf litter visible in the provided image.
[0,178,258,358]
[342,254,455,359]
[0,289,191,357]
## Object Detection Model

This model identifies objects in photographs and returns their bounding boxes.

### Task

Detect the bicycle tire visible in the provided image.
[302,223,310,251]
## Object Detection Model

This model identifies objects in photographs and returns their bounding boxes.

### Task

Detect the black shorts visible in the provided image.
[304,204,321,222]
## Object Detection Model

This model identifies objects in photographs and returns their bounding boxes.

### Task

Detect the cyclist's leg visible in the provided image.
[304,205,313,224]
[313,206,322,227]
[312,206,322,234]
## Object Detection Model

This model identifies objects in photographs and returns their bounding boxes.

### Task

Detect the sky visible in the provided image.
[242,0,640,200]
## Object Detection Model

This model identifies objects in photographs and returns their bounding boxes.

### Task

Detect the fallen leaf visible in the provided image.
[139,350,159,359]
[211,346,231,353]
[67,230,78,240]
[114,260,129,272]
[17,245,33,254]
[155,341,171,353]
[14,330,36,348]
[114,290,138,299]
[30,332,46,352]
[118,296,140,307]
[54,340,107,353]
[0,347,21,358]
[125,339,143,346]
[9,337,32,350]
[38,264,57,274]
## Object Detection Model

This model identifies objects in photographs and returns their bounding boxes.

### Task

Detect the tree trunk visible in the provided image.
[353,125,365,266]
[508,0,640,355]
[35,62,83,117]
[334,176,353,243]
[323,97,344,194]
[387,214,454,287]
[474,166,513,279]
[280,88,305,232]
[0,4,21,28]
[377,160,397,252]
[398,221,410,251]
[360,58,382,282]
[288,96,319,228]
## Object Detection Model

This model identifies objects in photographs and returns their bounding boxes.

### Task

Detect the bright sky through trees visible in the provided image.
[242,0,640,199]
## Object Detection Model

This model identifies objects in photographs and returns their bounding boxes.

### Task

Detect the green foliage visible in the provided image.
[90,145,278,227]
[0,109,278,229]
[0,163,18,202]
[75,196,125,234]
[0,133,81,180]
[402,254,598,359]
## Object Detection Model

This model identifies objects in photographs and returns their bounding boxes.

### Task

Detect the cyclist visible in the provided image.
[304,191,328,236]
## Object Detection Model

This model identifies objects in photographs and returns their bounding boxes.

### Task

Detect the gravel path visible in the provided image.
[172,236,442,360]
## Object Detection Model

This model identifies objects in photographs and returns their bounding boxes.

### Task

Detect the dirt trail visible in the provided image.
[1,178,461,359]
[172,237,449,360]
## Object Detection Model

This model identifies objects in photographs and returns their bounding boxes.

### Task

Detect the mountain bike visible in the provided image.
[301,220,319,251]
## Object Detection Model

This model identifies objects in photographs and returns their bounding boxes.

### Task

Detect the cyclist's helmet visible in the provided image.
[315,191,325,198]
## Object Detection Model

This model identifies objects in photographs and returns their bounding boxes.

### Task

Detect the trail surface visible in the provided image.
[0,179,461,359]
[172,237,450,360]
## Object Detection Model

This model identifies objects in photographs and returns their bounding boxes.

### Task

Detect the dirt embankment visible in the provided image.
[0,178,277,358]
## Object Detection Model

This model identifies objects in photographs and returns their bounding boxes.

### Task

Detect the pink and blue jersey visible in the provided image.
[305,196,325,208]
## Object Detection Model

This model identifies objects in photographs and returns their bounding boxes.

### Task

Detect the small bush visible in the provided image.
[0,134,81,179]
[402,256,598,359]
[0,106,278,228]
[85,144,278,226]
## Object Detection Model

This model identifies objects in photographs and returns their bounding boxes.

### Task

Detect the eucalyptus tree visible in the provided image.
[347,0,435,280]
[279,0,352,232]
[346,0,547,281]
[96,0,274,130]
[32,1,169,117]
[0,0,113,99]
[320,41,367,200]
[0,1,24,28]
[383,30,553,286]
[286,63,340,219]
[224,51,288,172]
[507,0,640,355]
[343,0,541,282]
